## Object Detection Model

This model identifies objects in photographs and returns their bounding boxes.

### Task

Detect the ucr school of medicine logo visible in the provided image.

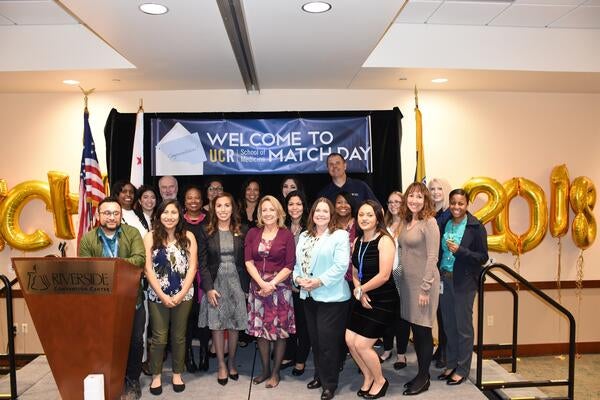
[27,264,50,291]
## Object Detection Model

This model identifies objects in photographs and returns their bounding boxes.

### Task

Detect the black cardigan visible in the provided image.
[198,224,249,293]
[438,211,489,291]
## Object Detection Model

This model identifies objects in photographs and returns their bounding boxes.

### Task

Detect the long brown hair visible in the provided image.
[356,200,392,242]
[305,197,338,236]
[401,182,436,222]
[206,192,242,237]
[152,199,190,253]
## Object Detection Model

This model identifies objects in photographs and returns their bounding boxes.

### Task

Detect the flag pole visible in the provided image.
[138,98,144,113]
[414,85,419,109]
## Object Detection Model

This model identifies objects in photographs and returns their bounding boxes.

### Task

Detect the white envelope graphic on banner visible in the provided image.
[156,122,207,176]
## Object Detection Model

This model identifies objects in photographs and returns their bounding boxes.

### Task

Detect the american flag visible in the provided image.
[77,111,106,248]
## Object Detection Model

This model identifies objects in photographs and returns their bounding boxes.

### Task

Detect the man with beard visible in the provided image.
[158,175,179,201]
[79,196,145,400]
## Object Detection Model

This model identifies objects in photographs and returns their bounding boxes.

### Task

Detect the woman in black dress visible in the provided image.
[345,200,397,399]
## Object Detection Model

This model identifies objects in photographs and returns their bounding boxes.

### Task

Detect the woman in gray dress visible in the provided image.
[398,182,440,396]
[198,193,249,386]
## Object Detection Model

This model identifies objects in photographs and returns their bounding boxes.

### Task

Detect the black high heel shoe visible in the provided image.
[357,381,373,397]
[447,375,467,385]
[364,379,389,399]
[402,378,430,396]
[437,368,455,380]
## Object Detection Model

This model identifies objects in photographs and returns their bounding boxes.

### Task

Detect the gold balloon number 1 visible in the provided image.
[464,167,596,254]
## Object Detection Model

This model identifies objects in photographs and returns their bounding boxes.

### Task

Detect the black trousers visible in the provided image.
[383,315,411,354]
[304,297,350,392]
[126,304,146,382]
[284,292,311,364]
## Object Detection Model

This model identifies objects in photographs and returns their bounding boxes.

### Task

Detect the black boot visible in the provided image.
[198,345,210,372]
[185,344,198,373]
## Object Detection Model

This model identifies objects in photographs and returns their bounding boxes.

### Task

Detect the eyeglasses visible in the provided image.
[100,211,121,217]
[208,186,223,192]
[387,200,401,205]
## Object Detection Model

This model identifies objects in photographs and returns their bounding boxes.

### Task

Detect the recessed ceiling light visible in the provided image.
[62,79,79,85]
[431,78,448,83]
[139,3,168,15]
[302,2,332,13]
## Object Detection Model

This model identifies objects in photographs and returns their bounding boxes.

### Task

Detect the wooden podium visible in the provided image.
[12,257,142,400]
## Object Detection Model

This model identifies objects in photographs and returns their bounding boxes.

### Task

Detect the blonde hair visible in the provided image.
[428,178,452,212]
[256,195,286,228]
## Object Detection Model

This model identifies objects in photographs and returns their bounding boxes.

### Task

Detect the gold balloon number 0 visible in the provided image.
[464,173,596,254]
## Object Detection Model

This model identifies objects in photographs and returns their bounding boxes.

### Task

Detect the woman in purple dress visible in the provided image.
[245,195,296,389]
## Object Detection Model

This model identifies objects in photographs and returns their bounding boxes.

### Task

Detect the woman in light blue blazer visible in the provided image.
[293,197,350,400]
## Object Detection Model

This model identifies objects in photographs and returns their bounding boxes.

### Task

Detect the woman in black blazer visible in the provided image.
[198,192,249,386]
[437,189,488,385]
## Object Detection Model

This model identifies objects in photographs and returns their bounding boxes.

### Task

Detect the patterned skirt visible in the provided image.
[247,271,296,340]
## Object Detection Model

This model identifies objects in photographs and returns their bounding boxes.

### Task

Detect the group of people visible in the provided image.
[78,153,489,400]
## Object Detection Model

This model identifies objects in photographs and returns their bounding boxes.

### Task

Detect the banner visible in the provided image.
[150,117,372,176]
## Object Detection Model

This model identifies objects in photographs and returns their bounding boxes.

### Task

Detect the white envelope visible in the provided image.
[155,123,207,176]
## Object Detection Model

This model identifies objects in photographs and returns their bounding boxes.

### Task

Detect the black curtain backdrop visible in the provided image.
[104,108,403,205]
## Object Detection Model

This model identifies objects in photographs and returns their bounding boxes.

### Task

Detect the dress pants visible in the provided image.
[126,304,146,382]
[440,272,477,378]
[304,297,350,391]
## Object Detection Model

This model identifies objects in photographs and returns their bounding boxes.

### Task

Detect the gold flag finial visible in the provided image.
[138,98,144,112]
[78,86,95,113]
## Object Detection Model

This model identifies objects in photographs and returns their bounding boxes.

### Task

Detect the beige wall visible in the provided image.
[0,89,598,352]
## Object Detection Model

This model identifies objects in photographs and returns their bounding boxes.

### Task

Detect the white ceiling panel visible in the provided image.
[513,0,585,5]
[244,0,404,88]
[489,4,576,26]
[0,0,77,25]
[365,23,600,72]
[57,0,245,90]
[0,25,134,71]
[396,1,441,23]
[427,1,510,25]
[551,5,600,27]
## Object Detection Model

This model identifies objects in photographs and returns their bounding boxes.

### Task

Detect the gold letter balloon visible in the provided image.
[0,172,78,252]
[0,180,53,251]
[550,165,570,238]
[569,176,597,250]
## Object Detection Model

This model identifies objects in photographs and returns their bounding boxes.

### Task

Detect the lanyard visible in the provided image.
[100,233,119,258]
[357,239,371,281]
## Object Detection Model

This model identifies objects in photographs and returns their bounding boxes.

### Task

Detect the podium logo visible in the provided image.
[27,265,50,291]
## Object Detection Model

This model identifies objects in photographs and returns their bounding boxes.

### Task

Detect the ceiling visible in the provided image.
[0,0,599,93]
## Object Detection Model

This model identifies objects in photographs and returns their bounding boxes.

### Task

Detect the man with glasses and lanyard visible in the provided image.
[79,196,146,400]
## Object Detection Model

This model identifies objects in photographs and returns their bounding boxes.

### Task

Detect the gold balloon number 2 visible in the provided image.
[464,168,596,254]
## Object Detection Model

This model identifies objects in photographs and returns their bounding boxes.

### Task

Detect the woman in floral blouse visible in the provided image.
[144,199,197,396]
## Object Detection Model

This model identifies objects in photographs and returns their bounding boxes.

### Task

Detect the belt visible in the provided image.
[440,270,453,278]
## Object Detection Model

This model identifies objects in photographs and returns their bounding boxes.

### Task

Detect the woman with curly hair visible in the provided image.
[398,182,440,395]
[144,200,197,395]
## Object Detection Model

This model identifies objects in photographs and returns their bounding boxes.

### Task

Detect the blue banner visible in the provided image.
[150,117,372,176]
